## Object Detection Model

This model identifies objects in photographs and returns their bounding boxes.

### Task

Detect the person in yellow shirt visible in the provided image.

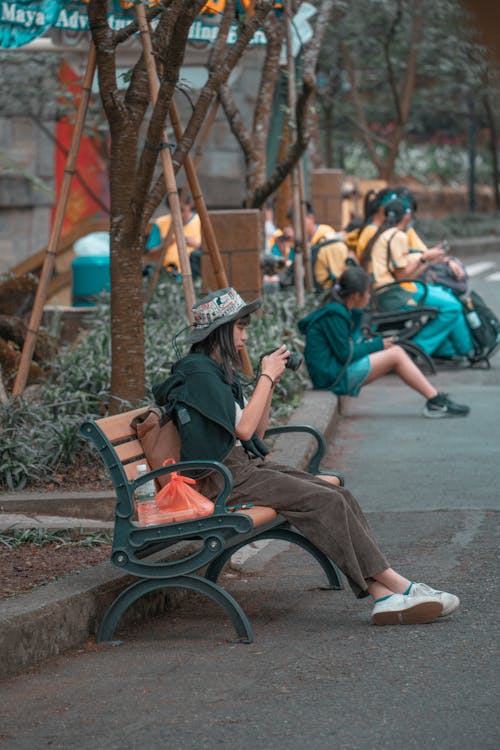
[303,203,350,290]
[394,187,467,291]
[355,188,393,262]
[360,198,474,359]
[146,194,202,277]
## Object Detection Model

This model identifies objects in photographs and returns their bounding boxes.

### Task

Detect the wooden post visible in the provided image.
[298,162,313,291]
[285,1,305,307]
[137,7,253,375]
[136,4,195,321]
[143,98,220,304]
[168,100,229,290]
[12,43,97,396]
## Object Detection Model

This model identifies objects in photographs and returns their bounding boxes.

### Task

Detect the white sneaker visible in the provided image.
[406,582,460,617]
[371,593,443,626]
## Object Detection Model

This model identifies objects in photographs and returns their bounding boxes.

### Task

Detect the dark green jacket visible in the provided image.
[298,302,383,390]
[152,353,267,464]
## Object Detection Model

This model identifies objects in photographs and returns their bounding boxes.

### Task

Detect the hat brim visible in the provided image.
[186,297,262,344]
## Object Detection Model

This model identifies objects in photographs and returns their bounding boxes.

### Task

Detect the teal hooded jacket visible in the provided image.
[298,302,383,390]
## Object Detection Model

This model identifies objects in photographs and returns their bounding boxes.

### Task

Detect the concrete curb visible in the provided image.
[0,390,340,680]
[448,235,500,256]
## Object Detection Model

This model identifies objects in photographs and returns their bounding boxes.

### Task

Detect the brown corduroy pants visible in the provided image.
[198,446,390,598]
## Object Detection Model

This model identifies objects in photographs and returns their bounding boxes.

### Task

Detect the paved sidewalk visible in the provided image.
[0,359,498,750]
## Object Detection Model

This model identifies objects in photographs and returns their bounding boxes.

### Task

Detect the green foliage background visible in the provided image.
[0,278,315,491]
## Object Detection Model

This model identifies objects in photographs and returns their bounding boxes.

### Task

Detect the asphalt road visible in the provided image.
[0,254,498,750]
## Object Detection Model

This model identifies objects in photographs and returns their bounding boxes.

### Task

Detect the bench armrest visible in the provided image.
[134,460,233,515]
[373,278,430,305]
[264,424,344,485]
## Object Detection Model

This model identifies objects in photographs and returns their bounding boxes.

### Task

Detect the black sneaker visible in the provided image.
[423,392,470,418]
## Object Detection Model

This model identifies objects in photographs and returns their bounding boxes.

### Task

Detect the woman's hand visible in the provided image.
[238,346,289,441]
[261,345,289,384]
[423,247,446,263]
[383,337,397,349]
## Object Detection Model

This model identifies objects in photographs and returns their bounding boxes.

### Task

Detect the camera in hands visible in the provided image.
[261,348,303,372]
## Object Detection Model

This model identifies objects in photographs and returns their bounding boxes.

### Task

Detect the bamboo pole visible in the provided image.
[297,163,313,291]
[143,212,176,303]
[12,43,97,396]
[169,101,254,376]
[285,1,305,307]
[143,98,220,304]
[136,4,195,321]
[193,97,219,171]
[169,99,228,289]
[138,17,254,376]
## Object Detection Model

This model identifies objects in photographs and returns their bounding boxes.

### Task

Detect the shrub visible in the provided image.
[0,278,317,490]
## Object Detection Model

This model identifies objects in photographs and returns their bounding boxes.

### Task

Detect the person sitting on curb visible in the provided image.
[153,286,460,625]
[298,267,470,418]
[360,198,475,362]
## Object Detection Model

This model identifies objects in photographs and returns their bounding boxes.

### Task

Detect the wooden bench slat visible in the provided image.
[233,506,277,526]
[98,407,149,442]
[124,458,151,481]
[114,439,145,463]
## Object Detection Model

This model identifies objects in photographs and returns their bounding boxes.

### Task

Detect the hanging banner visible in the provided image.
[0,0,267,49]
[53,59,109,235]
[0,0,60,48]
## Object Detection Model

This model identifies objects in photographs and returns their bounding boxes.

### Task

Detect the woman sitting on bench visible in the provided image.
[153,287,460,626]
[298,267,469,418]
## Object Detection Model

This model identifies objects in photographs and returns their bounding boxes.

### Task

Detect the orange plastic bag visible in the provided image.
[155,458,215,524]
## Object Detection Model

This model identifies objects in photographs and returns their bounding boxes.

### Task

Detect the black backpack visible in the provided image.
[461,290,500,362]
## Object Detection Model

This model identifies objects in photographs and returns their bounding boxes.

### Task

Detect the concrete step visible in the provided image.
[0,514,114,532]
[0,490,115,522]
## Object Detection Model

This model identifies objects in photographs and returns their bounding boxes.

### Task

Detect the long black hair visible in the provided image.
[190,316,249,382]
[360,198,408,270]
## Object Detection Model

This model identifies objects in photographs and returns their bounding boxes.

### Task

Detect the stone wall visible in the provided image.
[201,209,263,299]
[0,117,54,274]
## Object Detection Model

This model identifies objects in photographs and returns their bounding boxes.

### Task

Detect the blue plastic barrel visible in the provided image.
[71,256,111,307]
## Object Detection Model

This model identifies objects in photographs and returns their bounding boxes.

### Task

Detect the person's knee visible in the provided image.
[314,474,341,487]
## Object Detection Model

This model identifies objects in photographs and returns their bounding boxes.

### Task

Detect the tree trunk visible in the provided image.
[483,91,500,211]
[108,128,145,411]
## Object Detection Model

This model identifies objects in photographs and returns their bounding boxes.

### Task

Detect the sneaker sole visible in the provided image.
[372,600,443,626]
[423,409,469,418]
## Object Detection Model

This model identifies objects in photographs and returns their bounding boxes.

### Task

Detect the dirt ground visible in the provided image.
[2,457,114,600]
[0,540,112,600]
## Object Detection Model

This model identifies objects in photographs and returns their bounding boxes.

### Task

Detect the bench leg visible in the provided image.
[97,575,253,644]
[205,528,344,591]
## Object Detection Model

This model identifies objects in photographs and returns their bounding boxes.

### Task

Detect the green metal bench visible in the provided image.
[80,407,344,644]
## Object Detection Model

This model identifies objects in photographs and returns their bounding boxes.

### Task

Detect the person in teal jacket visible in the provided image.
[298,267,470,418]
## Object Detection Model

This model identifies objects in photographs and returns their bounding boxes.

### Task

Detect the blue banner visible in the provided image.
[0,0,60,48]
[0,1,267,49]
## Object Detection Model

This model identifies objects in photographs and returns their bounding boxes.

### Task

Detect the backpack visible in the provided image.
[310,237,348,292]
[460,290,500,361]
[422,258,468,296]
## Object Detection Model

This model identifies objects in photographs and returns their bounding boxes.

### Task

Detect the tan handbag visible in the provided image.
[130,407,180,488]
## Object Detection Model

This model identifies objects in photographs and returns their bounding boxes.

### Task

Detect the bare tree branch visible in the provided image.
[341,41,384,174]
[382,0,403,123]
[145,0,274,217]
